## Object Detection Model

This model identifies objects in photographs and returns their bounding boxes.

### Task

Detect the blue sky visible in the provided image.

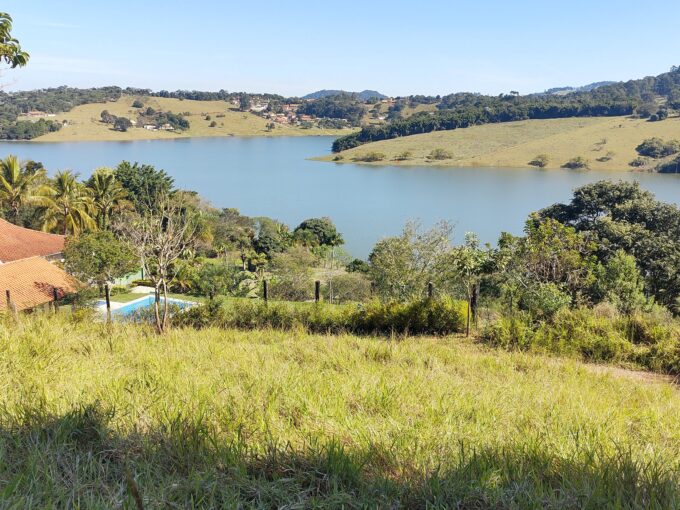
[4,0,680,97]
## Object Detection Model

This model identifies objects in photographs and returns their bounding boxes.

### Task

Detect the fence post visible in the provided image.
[263,279,269,302]
[315,281,321,303]
[5,289,17,320]
[104,283,112,323]
[427,281,434,299]
[53,287,59,314]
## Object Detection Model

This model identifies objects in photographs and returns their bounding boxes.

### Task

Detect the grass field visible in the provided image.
[24,95,353,142]
[318,115,680,171]
[1,315,679,508]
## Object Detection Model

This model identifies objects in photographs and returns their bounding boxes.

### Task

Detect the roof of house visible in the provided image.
[0,257,79,312]
[0,219,65,263]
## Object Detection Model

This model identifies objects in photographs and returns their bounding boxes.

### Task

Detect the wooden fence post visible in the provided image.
[5,290,17,320]
[105,283,112,323]
[315,281,321,303]
[263,279,269,302]
[53,287,59,314]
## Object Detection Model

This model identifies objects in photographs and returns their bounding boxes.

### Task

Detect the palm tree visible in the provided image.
[39,170,96,235]
[0,155,46,224]
[86,167,131,229]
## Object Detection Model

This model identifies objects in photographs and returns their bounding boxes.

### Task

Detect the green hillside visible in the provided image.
[1,315,679,508]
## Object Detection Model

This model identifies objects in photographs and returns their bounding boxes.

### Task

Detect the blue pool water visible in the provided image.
[100,296,195,318]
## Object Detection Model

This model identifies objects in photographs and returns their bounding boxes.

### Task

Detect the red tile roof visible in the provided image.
[0,257,79,312]
[0,218,65,263]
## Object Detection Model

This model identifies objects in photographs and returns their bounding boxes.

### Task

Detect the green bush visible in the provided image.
[481,307,680,373]
[352,152,386,162]
[426,148,453,160]
[175,297,467,336]
[561,156,589,169]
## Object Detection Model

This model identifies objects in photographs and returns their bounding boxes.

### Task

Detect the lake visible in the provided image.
[2,136,680,257]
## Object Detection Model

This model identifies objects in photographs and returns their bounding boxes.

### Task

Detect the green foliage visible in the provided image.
[528,154,549,167]
[296,94,365,126]
[64,231,138,287]
[593,250,647,314]
[352,152,386,162]
[537,181,680,306]
[482,307,680,374]
[113,117,132,132]
[427,148,453,160]
[0,155,47,223]
[269,246,316,301]
[293,217,343,247]
[131,99,144,108]
[629,156,649,167]
[0,12,28,68]
[253,217,291,258]
[561,156,589,169]
[177,297,467,335]
[326,273,372,303]
[346,258,370,274]
[394,151,412,161]
[635,137,680,158]
[113,161,174,213]
[369,221,452,301]
[192,261,254,299]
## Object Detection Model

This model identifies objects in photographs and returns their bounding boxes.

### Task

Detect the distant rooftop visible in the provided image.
[0,219,65,263]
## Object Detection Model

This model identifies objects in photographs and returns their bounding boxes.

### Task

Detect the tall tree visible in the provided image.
[117,193,199,333]
[86,167,131,229]
[113,161,174,213]
[39,170,96,235]
[0,155,46,223]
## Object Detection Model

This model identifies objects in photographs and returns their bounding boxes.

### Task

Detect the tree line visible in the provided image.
[332,66,680,152]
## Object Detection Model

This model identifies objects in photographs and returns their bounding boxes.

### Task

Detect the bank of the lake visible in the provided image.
[317,116,680,171]
[2,136,680,257]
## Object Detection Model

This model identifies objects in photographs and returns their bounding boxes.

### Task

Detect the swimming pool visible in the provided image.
[97,295,196,318]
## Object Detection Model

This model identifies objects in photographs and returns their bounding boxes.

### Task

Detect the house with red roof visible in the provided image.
[0,219,79,312]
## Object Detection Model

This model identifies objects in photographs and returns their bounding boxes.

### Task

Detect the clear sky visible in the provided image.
[3,0,680,97]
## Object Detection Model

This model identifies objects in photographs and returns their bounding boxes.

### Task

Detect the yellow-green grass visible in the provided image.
[1,315,679,507]
[319,115,680,170]
[23,95,355,142]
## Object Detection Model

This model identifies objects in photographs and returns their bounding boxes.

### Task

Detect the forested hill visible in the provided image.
[302,90,386,101]
[332,66,680,152]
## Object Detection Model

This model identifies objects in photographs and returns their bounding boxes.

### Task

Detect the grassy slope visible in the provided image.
[25,95,354,142]
[1,316,679,507]
[318,115,680,170]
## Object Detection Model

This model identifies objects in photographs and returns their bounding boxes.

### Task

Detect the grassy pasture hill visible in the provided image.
[318,115,680,170]
[0,315,679,507]
[24,95,352,141]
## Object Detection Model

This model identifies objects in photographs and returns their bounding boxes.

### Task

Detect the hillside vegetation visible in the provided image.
[22,95,351,141]
[1,315,679,508]
[320,115,680,170]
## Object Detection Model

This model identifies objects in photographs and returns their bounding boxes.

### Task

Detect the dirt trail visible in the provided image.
[585,364,679,388]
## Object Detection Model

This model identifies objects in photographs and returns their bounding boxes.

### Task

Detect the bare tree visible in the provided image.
[117,193,199,333]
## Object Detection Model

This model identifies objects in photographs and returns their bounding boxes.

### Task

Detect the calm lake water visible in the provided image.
[2,136,680,257]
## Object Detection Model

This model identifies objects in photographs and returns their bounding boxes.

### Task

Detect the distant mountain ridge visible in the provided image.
[302,89,387,101]
[543,81,618,96]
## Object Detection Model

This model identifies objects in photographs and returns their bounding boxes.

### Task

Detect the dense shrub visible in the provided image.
[481,307,680,373]
[175,297,467,336]
[528,154,549,168]
[561,157,589,169]
[635,138,680,158]
[352,152,386,162]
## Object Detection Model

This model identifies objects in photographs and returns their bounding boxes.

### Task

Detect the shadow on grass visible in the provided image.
[1,403,678,509]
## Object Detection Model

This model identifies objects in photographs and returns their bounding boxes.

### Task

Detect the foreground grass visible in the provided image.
[26,95,354,142]
[318,115,680,170]
[0,315,679,508]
